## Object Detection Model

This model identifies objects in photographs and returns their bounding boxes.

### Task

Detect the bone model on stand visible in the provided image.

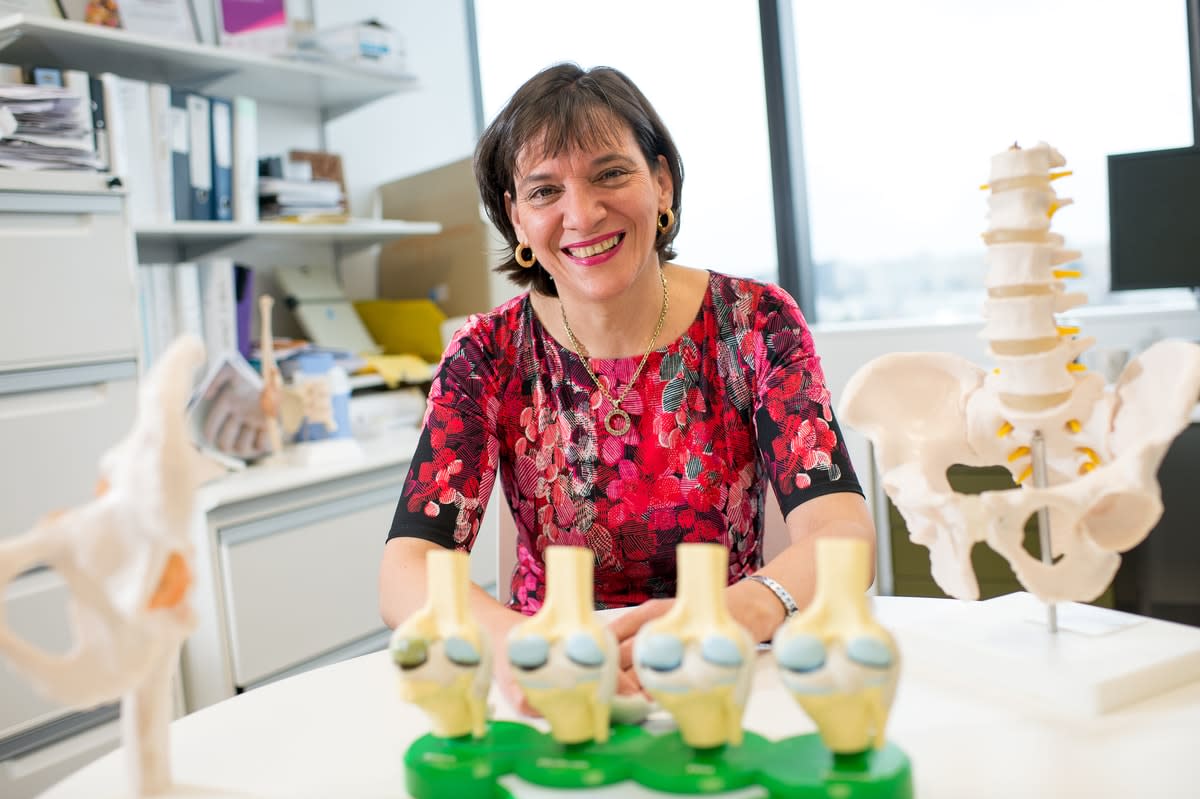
[632,544,756,749]
[506,545,620,745]
[0,337,214,798]
[773,538,899,755]
[389,549,491,739]
[389,542,911,797]
[258,294,286,456]
[839,142,1200,612]
[257,294,338,456]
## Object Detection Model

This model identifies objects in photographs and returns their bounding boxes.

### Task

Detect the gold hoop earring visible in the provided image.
[514,242,536,268]
[657,208,675,234]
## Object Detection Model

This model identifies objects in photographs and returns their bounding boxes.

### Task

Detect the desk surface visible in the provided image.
[38,596,1200,799]
[198,427,421,511]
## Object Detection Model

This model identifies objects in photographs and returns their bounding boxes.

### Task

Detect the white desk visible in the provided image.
[37,597,1200,798]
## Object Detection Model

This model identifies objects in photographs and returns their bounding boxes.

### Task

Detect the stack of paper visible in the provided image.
[0,84,101,171]
[258,176,345,220]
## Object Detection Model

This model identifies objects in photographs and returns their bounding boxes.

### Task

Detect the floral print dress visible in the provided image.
[387,271,861,613]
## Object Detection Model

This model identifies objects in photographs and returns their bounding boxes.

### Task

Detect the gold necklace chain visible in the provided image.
[560,267,669,436]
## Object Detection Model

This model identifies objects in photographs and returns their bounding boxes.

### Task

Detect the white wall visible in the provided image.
[313,1,479,298]
[319,1,478,217]
[190,1,479,300]
[189,0,478,215]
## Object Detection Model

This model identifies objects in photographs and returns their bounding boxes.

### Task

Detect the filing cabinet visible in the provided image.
[0,172,137,798]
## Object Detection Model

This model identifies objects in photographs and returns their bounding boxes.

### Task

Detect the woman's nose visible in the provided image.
[560,183,605,231]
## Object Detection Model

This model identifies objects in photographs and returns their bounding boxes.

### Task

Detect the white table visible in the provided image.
[37,596,1200,798]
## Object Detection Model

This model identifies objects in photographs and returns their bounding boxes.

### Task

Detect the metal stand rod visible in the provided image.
[1030,431,1058,633]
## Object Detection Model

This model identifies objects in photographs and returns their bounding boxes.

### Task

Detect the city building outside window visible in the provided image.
[787,0,1195,322]
[473,1,1196,323]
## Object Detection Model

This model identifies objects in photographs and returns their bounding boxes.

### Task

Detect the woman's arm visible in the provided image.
[735,280,876,640]
[609,491,876,670]
[379,537,522,630]
[380,537,535,712]
[726,491,876,642]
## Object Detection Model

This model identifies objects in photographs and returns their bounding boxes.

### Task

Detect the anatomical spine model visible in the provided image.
[506,545,618,744]
[632,543,755,749]
[839,142,1200,604]
[0,337,211,797]
[773,538,899,754]
[390,549,491,739]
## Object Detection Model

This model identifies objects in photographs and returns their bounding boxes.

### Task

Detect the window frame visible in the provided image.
[467,0,1200,322]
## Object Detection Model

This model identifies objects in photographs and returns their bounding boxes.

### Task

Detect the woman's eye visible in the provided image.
[528,186,558,201]
[599,168,628,181]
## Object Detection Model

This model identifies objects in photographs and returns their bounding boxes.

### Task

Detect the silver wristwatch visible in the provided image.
[746,574,799,618]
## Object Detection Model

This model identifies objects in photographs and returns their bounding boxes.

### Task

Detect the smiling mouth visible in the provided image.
[564,233,623,258]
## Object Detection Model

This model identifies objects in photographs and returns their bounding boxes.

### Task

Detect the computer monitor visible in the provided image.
[1107,147,1200,293]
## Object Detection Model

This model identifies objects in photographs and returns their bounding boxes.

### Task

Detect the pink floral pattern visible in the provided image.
[388,272,860,612]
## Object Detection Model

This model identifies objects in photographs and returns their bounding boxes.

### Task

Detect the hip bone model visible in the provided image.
[0,337,212,797]
[839,142,1200,604]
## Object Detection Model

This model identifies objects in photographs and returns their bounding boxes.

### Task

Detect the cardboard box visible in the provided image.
[296,20,404,72]
[377,158,518,318]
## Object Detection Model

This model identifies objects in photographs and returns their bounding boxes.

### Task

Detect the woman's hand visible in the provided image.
[493,646,538,717]
[492,611,647,713]
[606,598,675,694]
[486,614,538,717]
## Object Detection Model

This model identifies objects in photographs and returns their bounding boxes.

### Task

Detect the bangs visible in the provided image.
[511,98,632,179]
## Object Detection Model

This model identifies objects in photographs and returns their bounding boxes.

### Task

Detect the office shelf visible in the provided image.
[135,219,442,250]
[0,13,440,768]
[0,14,416,118]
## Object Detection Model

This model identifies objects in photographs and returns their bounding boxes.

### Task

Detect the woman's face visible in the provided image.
[506,123,673,304]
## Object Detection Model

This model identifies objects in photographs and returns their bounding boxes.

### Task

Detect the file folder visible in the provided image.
[169,88,192,220]
[186,92,213,220]
[232,97,258,223]
[88,75,109,172]
[210,96,233,221]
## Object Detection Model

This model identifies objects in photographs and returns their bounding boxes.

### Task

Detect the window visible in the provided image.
[472,2,778,284]
[787,0,1195,322]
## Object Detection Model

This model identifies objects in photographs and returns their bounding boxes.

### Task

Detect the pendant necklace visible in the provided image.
[560,268,669,436]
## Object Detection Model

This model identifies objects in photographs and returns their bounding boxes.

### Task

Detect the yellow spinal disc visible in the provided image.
[1079,461,1097,475]
[1016,465,1033,484]
[1065,419,1082,433]
[1076,446,1101,465]
[1007,446,1031,462]
[1053,269,1082,279]
[997,421,1014,438]
[1067,363,1088,373]
[1049,170,1073,180]
[1056,325,1081,336]
[993,367,1001,375]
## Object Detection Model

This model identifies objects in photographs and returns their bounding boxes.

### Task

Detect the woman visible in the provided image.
[379,63,874,707]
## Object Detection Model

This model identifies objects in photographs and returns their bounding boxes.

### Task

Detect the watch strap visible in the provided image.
[745,574,799,618]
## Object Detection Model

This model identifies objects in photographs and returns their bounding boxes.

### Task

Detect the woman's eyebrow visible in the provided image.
[591,153,637,169]
[516,169,555,188]
[517,152,637,189]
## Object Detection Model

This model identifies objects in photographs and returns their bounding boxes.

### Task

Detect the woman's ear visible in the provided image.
[654,154,673,210]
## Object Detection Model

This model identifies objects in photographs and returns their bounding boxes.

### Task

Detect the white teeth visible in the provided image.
[567,234,620,258]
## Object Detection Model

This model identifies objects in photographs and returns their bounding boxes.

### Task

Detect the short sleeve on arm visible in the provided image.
[386,314,505,552]
[750,284,863,519]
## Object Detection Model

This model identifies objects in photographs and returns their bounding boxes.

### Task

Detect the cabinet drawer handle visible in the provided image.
[0,193,122,216]
[0,384,108,421]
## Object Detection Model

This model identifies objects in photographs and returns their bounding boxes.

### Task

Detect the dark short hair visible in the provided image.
[474,63,684,297]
